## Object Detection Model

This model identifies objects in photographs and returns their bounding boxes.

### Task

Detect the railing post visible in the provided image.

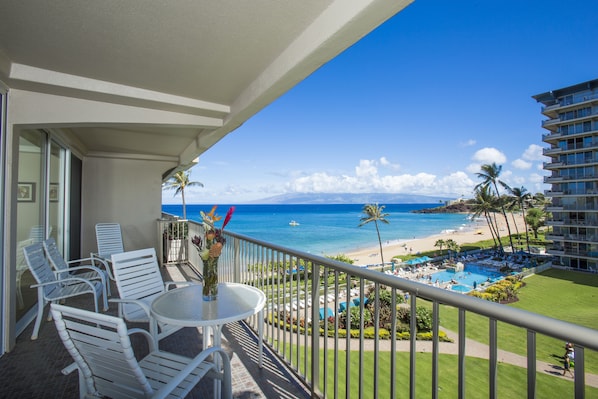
[574,346,585,399]
[458,309,466,399]
[432,301,439,399]
[527,330,536,399]
[233,237,241,283]
[489,318,498,399]
[310,262,321,398]
[409,293,417,399]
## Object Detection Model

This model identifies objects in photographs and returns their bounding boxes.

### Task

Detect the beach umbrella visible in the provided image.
[319,307,334,320]
[339,302,348,312]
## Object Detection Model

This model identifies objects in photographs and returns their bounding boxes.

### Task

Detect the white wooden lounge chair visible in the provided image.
[23,242,108,340]
[93,222,124,265]
[43,238,112,296]
[51,303,232,399]
[110,247,196,343]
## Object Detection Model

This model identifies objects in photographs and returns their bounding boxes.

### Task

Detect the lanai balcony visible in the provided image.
[3,218,598,398]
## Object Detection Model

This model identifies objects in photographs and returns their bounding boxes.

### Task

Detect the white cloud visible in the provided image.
[522,144,545,161]
[286,159,476,197]
[472,147,507,164]
[466,163,481,174]
[512,159,532,170]
[355,159,378,178]
[461,139,476,147]
[379,156,401,170]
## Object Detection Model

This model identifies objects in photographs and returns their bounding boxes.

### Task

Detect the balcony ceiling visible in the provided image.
[0,0,412,175]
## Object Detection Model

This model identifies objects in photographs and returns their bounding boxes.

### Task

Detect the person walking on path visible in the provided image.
[562,344,574,377]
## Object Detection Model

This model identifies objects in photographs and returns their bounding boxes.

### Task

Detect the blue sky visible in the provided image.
[163,0,598,205]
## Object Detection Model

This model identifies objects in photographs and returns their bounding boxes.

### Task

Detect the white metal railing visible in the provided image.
[183,220,598,399]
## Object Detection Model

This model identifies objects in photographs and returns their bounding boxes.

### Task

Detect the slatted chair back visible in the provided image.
[43,237,112,296]
[51,303,232,399]
[23,242,107,339]
[111,248,165,321]
[95,223,124,260]
[24,242,61,297]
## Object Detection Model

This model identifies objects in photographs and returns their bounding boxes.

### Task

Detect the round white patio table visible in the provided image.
[151,282,267,367]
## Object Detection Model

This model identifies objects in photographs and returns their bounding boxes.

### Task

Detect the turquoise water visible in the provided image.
[162,203,476,256]
[429,264,505,293]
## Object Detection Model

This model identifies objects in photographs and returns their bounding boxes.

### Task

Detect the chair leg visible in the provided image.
[16,281,24,309]
[101,287,108,311]
[31,289,46,340]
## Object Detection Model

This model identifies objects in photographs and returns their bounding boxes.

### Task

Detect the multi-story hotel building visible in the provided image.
[533,79,598,271]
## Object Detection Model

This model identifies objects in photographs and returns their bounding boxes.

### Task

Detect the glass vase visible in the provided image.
[202,256,219,301]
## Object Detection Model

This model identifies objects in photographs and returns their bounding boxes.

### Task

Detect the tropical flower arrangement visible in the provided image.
[191,205,235,300]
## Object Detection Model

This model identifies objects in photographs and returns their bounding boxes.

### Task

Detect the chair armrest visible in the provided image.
[152,346,232,399]
[109,298,152,319]
[89,254,114,280]
[32,277,97,291]
[61,264,105,276]
[127,327,157,352]
[163,281,198,290]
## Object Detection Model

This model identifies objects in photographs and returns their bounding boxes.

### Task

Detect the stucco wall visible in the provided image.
[81,157,172,257]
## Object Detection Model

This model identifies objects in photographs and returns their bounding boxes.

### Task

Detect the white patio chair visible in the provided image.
[51,303,232,399]
[16,238,34,309]
[43,238,112,296]
[23,242,108,340]
[110,247,196,343]
[92,222,124,265]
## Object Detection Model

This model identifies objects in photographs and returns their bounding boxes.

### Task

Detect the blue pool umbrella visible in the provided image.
[319,307,334,320]
[339,301,357,312]
[419,256,432,262]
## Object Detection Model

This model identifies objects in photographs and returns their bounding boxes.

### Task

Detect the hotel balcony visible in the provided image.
[541,118,561,128]
[547,247,566,256]
[543,132,564,142]
[544,161,566,170]
[546,219,565,227]
[545,190,564,197]
[540,94,598,118]
[543,147,563,156]
[2,218,598,398]
[545,233,564,242]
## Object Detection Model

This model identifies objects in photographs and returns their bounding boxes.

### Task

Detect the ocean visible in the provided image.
[161,203,474,257]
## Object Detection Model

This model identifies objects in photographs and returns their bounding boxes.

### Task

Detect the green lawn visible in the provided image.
[277,268,598,398]
[435,268,598,374]
[296,349,594,398]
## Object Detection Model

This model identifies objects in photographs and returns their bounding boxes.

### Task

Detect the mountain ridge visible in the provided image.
[246,192,454,204]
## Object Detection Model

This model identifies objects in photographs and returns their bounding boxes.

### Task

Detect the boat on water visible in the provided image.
[289,220,300,226]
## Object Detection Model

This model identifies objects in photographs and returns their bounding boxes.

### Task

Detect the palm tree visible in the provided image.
[434,239,446,255]
[162,170,203,219]
[502,185,532,253]
[525,208,546,239]
[470,185,502,251]
[475,163,515,254]
[358,204,390,270]
[445,239,460,260]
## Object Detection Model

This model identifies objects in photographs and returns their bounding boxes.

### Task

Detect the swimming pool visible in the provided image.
[428,264,505,293]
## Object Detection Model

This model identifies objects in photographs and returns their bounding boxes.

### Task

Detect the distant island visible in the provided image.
[412,200,473,214]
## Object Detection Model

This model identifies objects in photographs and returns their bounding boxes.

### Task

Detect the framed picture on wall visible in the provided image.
[17,182,36,202]
[49,183,59,202]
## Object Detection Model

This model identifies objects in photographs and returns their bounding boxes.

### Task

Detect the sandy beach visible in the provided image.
[346,213,528,267]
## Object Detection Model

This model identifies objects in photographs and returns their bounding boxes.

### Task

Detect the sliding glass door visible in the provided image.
[15,130,77,333]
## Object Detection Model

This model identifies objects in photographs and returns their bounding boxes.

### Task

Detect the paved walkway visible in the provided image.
[361,328,598,387]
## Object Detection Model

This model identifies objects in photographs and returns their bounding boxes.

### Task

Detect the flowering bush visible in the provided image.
[191,205,234,299]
